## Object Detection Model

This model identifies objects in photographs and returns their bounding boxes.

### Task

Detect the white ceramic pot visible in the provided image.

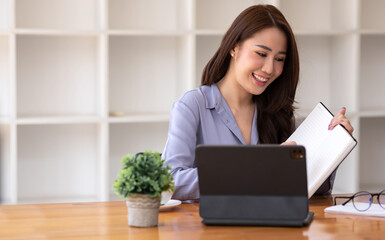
[126,194,161,227]
[161,189,173,205]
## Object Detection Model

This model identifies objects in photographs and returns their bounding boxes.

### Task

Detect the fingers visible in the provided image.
[328,107,354,134]
[341,119,354,134]
[337,107,346,116]
[328,107,345,130]
[281,141,297,146]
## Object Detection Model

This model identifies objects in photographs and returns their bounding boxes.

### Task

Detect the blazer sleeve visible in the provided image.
[162,95,200,201]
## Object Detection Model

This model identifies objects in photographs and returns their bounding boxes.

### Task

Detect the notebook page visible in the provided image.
[287,103,332,155]
[306,125,356,197]
[325,203,385,217]
[287,103,357,198]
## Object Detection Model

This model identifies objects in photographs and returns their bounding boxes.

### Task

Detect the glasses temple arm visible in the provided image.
[333,196,353,205]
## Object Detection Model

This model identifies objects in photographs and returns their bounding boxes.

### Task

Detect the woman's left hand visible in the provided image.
[328,107,354,134]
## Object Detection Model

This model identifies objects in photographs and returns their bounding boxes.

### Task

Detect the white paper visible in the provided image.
[287,103,357,198]
[325,203,385,217]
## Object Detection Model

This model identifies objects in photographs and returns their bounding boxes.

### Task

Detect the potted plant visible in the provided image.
[113,150,174,227]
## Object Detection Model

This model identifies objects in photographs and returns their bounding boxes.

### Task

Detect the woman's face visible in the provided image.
[230,27,287,95]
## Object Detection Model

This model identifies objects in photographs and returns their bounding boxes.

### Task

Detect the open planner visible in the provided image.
[286,102,357,198]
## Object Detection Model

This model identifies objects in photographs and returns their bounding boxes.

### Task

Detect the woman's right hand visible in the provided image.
[281,141,297,146]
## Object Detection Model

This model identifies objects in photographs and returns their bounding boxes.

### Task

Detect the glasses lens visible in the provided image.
[352,191,372,211]
[379,190,385,209]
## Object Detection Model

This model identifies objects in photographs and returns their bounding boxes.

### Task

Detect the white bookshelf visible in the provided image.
[359,35,385,112]
[0,0,384,204]
[295,34,359,114]
[17,124,99,202]
[279,0,358,33]
[195,35,222,86]
[359,117,385,191]
[17,35,101,117]
[108,35,189,115]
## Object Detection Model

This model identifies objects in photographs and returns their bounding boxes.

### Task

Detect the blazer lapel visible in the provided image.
[208,84,245,144]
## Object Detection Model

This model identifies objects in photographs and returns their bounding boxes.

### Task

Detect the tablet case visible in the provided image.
[196,145,313,227]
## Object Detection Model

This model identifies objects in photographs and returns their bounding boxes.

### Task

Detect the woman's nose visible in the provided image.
[262,58,274,75]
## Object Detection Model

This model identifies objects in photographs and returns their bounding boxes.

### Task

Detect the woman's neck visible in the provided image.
[216,75,254,110]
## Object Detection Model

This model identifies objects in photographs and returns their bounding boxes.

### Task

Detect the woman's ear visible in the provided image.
[230,44,240,57]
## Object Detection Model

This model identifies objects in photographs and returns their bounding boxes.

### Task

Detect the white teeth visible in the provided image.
[253,73,268,82]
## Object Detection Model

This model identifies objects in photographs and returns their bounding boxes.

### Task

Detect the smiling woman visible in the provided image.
[162,4,354,201]
[225,27,287,95]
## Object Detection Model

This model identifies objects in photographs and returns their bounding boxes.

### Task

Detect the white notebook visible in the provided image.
[325,203,385,218]
[287,102,357,198]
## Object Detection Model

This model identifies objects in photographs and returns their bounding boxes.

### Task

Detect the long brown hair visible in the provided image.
[201,5,299,144]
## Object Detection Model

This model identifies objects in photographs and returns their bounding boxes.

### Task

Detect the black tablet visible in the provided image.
[196,144,313,227]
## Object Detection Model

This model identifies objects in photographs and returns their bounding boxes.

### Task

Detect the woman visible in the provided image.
[162,5,353,201]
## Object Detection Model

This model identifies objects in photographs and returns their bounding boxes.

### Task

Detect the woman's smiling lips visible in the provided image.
[252,73,269,86]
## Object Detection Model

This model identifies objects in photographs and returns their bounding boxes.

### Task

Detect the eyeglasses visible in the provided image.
[334,190,385,212]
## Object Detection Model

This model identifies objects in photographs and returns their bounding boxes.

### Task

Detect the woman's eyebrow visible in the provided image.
[256,44,286,55]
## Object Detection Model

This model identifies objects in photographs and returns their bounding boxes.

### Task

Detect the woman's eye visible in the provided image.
[256,52,266,57]
[275,57,285,62]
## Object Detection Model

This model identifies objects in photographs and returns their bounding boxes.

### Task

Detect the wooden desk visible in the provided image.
[1,196,384,240]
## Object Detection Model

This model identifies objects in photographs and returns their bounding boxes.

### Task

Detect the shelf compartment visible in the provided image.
[360,0,385,31]
[109,35,190,115]
[109,0,190,31]
[359,117,385,191]
[17,124,99,203]
[359,35,385,111]
[280,0,359,33]
[0,124,11,203]
[0,36,10,118]
[295,34,359,113]
[195,35,222,87]
[109,122,169,199]
[15,0,100,30]
[195,0,269,31]
[16,35,101,117]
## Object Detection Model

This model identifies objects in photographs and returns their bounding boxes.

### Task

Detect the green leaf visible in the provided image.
[113,150,174,198]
